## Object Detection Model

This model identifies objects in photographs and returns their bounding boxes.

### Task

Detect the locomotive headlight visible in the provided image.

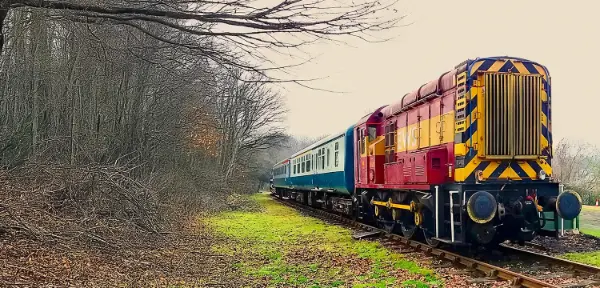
[538,170,547,180]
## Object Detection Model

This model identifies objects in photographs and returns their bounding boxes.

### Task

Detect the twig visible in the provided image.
[3,264,61,282]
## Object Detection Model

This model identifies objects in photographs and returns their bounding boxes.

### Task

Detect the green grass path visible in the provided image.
[204,193,441,288]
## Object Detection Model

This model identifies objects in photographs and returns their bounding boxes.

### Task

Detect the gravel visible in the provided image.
[503,231,600,255]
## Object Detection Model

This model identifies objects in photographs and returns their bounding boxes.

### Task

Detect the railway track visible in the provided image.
[270,194,600,288]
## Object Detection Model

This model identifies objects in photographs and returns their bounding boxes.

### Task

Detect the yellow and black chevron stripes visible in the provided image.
[454,57,553,182]
[469,59,548,78]
[455,155,552,182]
[454,88,479,156]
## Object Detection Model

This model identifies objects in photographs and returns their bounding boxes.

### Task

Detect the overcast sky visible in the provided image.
[269,0,600,146]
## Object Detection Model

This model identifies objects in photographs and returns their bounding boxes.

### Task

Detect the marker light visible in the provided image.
[538,170,547,180]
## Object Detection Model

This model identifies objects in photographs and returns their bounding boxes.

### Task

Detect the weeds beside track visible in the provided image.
[271,193,600,288]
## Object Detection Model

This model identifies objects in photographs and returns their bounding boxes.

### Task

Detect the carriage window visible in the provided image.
[334,141,339,167]
[335,151,339,167]
[384,125,390,146]
[360,129,365,154]
[384,122,396,148]
[316,151,320,170]
[390,122,396,145]
[368,125,377,141]
[327,149,330,167]
[384,122,397,164]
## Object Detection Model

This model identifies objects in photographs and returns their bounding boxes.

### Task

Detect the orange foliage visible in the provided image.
[187,107,222,157]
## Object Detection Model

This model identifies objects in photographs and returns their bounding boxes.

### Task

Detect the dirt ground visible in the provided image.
[0,220,248,287]
[7,195,596,287]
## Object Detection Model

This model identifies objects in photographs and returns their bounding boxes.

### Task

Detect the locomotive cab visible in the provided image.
[446,57,583,246]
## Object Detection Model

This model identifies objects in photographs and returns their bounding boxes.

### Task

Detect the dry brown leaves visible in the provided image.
[0,220,247,287]
[0,164,250,287]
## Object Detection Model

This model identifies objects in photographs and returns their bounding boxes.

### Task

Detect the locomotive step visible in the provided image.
[431,237,467,245]
[443,203,462,208]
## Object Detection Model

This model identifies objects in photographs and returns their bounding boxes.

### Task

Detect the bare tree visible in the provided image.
[553,138,600,204]
[209,67,286,181]
[1,0,402,78]
[0,0,403,262]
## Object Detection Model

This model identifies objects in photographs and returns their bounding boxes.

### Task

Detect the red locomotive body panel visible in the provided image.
[354,66,461,191]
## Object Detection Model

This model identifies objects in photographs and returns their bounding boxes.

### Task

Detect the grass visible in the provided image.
[580,205,600,238]
[203,193,441,288]
[580,227,600,238]
[560,251,600,267]
[583,205,600,211]
[556,205,600,267]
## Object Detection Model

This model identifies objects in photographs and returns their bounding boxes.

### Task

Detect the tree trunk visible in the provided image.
[0,8,8,54]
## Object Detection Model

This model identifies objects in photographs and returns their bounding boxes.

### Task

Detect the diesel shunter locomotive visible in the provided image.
[271,56,583,248]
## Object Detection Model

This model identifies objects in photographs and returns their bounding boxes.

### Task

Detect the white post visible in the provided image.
[435,186,439,238]
[559,184,564,236]
[449,191,459,243]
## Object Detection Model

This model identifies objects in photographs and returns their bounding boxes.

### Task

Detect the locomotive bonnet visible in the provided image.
[271,56,583,248]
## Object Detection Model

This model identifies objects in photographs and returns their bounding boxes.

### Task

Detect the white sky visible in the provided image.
[270,0,600,146]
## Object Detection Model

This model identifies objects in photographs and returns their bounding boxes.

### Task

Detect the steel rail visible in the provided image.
[498,244,600,276]
[270,194,559,288]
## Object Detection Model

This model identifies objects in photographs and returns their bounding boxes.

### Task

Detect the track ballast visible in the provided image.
[270,193,600,288]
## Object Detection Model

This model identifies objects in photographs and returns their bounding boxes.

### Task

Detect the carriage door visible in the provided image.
[356,128,362,183]
[356,126,369,184]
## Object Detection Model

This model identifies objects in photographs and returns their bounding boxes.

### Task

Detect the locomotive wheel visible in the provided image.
[399,194,419,239]
[421,205,440,247]
[374,192,399,233]
[361,191,377,225]
[380,209,398,233]
[470,223,498,247]
[352,191,361,221]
